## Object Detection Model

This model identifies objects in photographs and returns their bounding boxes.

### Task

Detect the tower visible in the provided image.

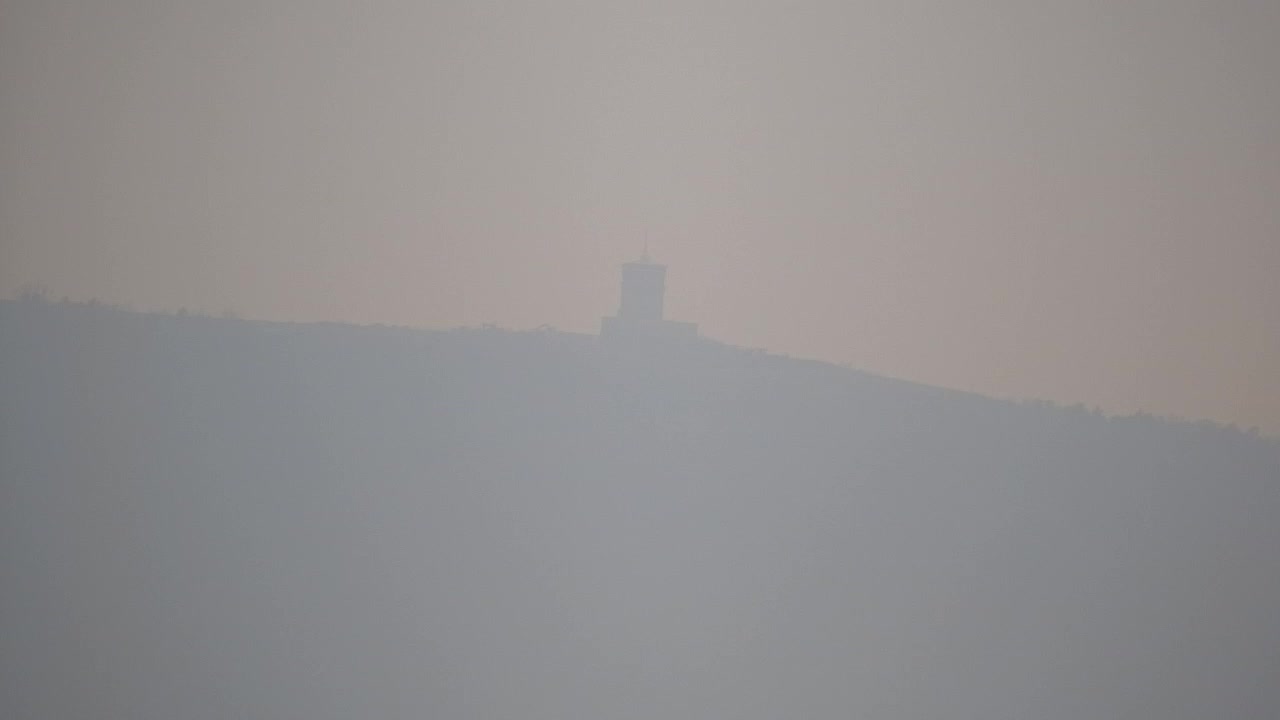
[617,255,666,322]
[600,249,698,342]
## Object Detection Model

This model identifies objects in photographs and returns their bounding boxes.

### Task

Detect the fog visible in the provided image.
[2,2,1280,717]
[2,0,1279,431]
[3,298,1279,719]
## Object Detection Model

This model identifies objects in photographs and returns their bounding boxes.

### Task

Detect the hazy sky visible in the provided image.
[2,0,1278,432]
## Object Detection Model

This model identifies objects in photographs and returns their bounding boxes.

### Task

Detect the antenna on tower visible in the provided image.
[641,227,652,263]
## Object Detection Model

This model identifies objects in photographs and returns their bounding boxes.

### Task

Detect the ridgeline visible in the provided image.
[3,297,1277,720]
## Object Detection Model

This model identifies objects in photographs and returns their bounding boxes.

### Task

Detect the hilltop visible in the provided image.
[2,297,1278,720]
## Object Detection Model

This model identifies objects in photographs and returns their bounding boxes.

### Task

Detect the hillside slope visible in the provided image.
[2,299,1278,720]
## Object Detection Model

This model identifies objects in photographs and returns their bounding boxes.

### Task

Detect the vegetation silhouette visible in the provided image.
[2,296,1277,720]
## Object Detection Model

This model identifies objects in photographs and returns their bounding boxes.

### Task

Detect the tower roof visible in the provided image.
[627,243,663,269]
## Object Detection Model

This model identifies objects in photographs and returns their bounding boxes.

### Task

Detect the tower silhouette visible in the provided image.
[601,249,697,342]
[617,255,666,323]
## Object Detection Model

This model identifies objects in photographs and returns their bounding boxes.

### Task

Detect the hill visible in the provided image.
[2,297,1278,719]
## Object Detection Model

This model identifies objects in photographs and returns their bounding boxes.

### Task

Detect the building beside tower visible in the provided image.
[600,251,698,342]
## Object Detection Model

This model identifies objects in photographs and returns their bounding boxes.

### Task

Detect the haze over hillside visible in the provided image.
[2,297,1278,719]
[4,0,1279,434]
